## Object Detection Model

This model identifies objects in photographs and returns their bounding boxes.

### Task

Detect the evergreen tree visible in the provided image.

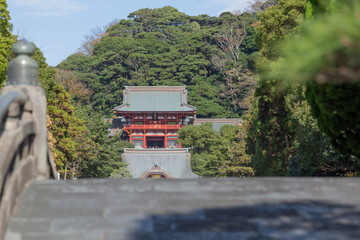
[253,0,360,175]
[275,0,360,159]
[178,123,254,177]
[0,0,16,87]
[218,124,255,177]
[286,86,359,176]
[304,0,360,159]
[74,108,134,178]
[246,0,307,176]
[33,48,97,179]
[58,6,259,118]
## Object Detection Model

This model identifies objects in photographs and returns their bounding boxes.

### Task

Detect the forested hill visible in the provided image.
[51,2,360,178]
[3,0,359,179]
[57,6,259,118]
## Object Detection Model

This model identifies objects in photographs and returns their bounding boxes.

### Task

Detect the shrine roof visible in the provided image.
[194,118,243,132]
[122,148,199,178]
[114,86,197,112]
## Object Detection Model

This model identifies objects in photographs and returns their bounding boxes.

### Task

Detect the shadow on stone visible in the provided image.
[127,201,360,240]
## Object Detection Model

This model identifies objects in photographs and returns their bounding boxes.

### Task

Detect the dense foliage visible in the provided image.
[58,6,258,118]
[3,0,359,178]
[74,108,134,178]
[53,2,360,177]
[245,0,359,176]
[245,0,307,176]
[0,0,16,87]
[0,0,132,179]
[178,123,254,177]
[277,1,360,158]
[302,1,360,159]
[286,86,359,176]
[55,6,262,177]
[33,49,133,179]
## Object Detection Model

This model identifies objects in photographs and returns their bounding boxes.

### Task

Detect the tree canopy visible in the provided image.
[3,1,358,178]
[278,1,360,158]
[178,123,254,177]
[58,6,259,118]
[0,0,16,87]
[244,0,359,176]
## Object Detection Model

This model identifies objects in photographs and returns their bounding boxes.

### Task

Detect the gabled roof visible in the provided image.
[122,148,199,179]
[193,118,243,132]
[114,86,197,112]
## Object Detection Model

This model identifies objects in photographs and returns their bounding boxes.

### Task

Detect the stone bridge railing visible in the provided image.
[0,40,56,240]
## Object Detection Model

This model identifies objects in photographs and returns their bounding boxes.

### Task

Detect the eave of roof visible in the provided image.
[114,86,197,112]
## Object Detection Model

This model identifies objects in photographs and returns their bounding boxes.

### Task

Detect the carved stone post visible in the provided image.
[0,40,57,240]
[5,39,55,179]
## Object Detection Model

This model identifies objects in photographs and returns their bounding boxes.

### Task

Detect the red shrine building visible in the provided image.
[113,86,197,149]
[111,86,241,179]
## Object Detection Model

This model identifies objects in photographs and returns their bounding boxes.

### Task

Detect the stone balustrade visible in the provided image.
[0,40,56,240]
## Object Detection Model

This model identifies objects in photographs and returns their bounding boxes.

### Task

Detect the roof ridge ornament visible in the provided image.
[6,39,40,86]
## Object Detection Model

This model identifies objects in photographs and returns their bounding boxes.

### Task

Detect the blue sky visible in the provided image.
[7,0,249,66]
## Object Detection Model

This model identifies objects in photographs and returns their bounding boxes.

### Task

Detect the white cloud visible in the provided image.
[208,0,250,15]
[12,0,87,16]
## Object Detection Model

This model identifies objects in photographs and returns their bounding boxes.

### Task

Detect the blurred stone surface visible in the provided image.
[5,178,360,240]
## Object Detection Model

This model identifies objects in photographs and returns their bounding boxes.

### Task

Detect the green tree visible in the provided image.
[246,0,307,176]
[178,123,222,176]
[277,0,360,159]
[286,86,359,176]
[32,48,99,179]
[74,107,134,178]
[178,123,254,177]
[58,6,260,118]
[304,1,360,159]
[46,84,95,179]
[254,0,360,176]
[178,123,219,154]
[218,124,254,177]
[255,0,306,59]
[0,0,16,87]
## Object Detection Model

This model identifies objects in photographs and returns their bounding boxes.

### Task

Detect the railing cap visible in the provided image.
[6,39,40,86]
[12,39,36,56]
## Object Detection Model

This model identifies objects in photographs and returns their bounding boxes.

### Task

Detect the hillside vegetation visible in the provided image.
[57,6,258,118]
[56,6,260,177]
[1,0,359,178]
